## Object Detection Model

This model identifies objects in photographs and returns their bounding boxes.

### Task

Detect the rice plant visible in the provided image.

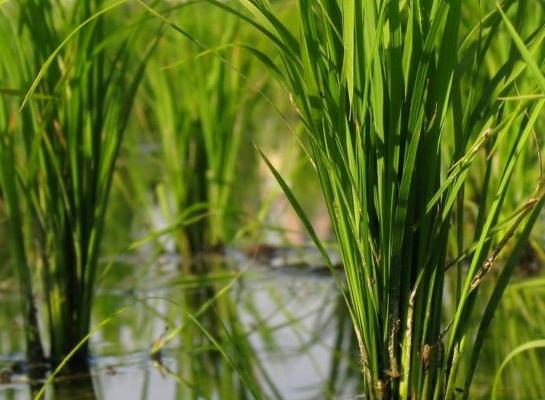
[0,1,152,370]
[193,0,545,398]
[140,3,264,260]
[457,0,545,275]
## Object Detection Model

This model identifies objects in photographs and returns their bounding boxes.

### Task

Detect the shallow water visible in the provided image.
[2,248,545,399]
[0,251,360,400]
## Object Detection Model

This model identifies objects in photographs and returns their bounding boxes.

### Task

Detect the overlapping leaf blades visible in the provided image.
[203,0,545,398]
[0,0,152,368]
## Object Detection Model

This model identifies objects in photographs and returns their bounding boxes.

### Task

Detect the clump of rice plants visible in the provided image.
[199,0,545,398]
[0,1,152,370]
[140,3,264,260]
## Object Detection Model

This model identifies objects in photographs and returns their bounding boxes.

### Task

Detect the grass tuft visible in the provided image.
[196,0,545,397]
[0,0,154,370]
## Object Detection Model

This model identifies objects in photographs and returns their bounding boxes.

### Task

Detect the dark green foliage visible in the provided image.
[198,0,545,397]
[143,5,260,257]
[0,0,153,369]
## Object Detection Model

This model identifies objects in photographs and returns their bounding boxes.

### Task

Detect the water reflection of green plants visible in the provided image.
[141,3,265,260]
[190,1,545,398]
[0,290,97,398]
[143,262,276,400]
[49,375,96,400]
[0,1,153,371]
[323,293,364,399]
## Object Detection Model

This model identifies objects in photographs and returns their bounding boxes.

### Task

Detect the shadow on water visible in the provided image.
[49,376,96,400]
[0,252,362,400]
[0,364,95,400]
